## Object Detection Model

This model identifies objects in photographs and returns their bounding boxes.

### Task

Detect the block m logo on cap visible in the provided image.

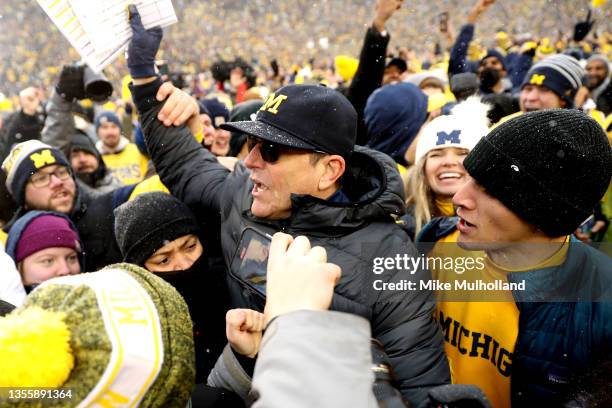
[260,93,288,115]
[30,149,56,169]
[529,74,546,86]
[436,130,462,146]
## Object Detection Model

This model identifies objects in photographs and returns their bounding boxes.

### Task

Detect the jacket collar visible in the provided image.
[509,237,612,303]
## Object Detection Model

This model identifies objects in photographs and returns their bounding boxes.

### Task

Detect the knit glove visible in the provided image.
[127,4,163,79]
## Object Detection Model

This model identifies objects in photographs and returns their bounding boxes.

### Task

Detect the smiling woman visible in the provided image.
[404,97,491,238]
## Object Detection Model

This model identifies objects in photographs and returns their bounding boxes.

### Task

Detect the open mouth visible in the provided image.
[252,180,268,194]
[438,172,463,181]
[53,191,70,200]
[457,216,476,230]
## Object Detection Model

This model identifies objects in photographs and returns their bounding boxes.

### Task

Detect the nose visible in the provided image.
[243,143,264,169]
[440,152,458,167]
[55,258,72,276]
[452,178,475,210]
[171,254,195,271]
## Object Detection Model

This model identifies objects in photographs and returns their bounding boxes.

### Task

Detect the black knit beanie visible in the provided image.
[463,109,612,237]
[114,192,201,266]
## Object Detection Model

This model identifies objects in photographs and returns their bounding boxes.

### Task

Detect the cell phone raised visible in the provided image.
[231,227,273,297]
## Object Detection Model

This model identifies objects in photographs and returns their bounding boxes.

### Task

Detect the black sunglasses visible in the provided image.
[246,136,322,163]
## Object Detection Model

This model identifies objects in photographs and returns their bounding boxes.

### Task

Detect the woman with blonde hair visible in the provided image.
[404,98,490,239]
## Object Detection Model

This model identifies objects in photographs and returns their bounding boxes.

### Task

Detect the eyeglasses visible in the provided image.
[29,167,71,188]
[246,136,323,163]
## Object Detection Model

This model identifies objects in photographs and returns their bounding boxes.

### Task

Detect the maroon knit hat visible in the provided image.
[14,214,80,263]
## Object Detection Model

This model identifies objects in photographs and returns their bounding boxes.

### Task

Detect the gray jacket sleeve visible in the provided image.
[41,89,75,148]
[207,344,253,401]
[251,310,378,408]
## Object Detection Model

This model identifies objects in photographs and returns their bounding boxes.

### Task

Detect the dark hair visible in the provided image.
[309,151,327,165]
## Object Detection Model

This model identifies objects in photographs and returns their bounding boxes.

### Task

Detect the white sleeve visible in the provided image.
[0,242,26,307]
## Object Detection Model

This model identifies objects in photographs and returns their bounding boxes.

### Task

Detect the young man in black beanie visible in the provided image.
[419,109,612,407]
[114,192,229,384]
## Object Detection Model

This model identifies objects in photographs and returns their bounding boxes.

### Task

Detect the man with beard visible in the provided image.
[586,54,612,116]
[2,140,127,271]
[95,111,149,185]
[63,130,122,194]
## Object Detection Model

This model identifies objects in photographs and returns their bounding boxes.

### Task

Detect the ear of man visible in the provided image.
[315,154,346,192]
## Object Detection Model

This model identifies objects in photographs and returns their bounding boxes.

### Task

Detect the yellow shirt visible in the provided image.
[435,198,455,217]
[0,229,7,247]
[101,144,149,186]
[128,175,169,201]
[431,231,569,408]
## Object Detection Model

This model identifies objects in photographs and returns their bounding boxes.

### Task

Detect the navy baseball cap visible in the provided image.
[220,84,357,158]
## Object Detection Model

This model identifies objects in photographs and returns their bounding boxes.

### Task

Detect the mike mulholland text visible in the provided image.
[373,279,526,291]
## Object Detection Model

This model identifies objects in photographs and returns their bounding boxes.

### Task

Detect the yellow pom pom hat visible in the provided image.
[0,264,195,407]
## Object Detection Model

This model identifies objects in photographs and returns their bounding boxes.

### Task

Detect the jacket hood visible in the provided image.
[247,145,406,235]
[364,82,428,165]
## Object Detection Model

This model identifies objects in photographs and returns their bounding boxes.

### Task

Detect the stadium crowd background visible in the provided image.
[1,0,611,103]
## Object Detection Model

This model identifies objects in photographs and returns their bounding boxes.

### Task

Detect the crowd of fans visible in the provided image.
[1,0,610,99]
[0,0,611,407]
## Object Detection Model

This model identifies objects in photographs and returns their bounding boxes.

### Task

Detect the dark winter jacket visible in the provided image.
[133,78,450,407]
[595,79,612,116]
[419,217,612,406]
[346,26,390,146]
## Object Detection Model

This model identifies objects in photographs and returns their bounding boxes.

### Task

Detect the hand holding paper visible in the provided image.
[36,0,176,73]
[127,5,163,79]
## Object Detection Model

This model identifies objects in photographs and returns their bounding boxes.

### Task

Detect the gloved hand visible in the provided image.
[573,9,595,42]
[56,63,86,101]
[127,4,163,79]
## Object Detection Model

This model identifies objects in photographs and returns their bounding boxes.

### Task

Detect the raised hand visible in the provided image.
[127,4,163,79]
[373,0,404,32]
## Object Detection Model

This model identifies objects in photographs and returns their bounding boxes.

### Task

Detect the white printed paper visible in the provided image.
[36,0,177,72]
